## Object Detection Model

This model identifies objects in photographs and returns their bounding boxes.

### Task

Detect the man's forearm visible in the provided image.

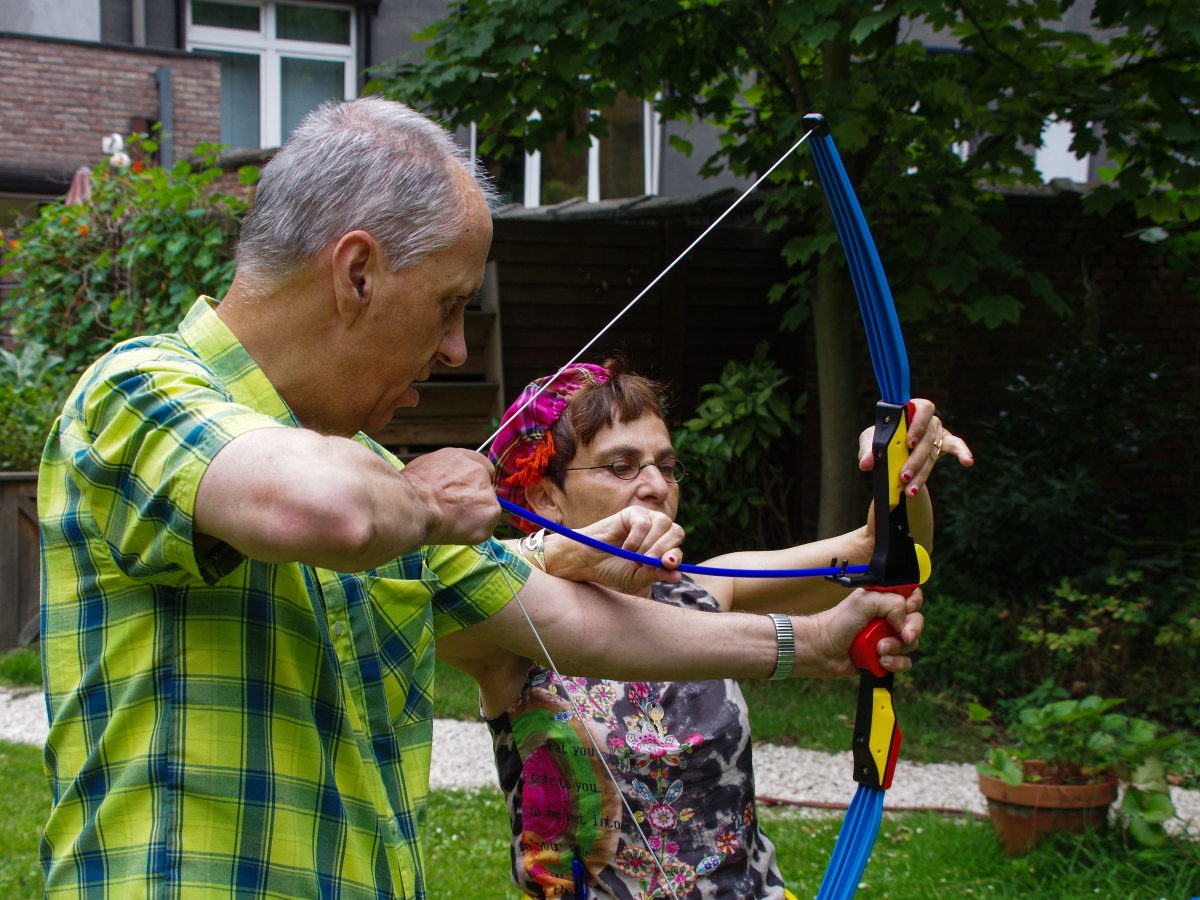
[196,428,430,571]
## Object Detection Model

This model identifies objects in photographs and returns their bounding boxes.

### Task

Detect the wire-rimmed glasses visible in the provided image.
[557,455,686,484]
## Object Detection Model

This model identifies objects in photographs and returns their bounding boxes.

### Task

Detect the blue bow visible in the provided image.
[803,113,922,900]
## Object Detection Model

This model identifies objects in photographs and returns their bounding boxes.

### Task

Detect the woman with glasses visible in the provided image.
[436,359,970,900]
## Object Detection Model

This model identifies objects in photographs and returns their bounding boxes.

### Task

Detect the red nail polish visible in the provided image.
[909,486,918,496]
[901,472,912,483]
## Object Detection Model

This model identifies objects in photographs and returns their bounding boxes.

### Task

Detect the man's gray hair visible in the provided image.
[236,97,494,280]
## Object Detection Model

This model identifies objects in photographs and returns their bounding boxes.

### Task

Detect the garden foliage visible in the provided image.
[0,342,67,471]
[919,342,1200,725]
[1,139,256,371]
[672,342,805,556]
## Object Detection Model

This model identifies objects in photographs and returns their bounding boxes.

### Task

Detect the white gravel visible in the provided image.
[2,691,1195,836]
[0,687,48,747]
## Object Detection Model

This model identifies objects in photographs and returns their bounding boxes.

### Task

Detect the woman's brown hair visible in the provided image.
[542,357,667,487]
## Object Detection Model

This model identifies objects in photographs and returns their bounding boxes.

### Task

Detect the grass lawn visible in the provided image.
[5,653,1196,898]
[0,740,49,900]
[427,790,1200,899]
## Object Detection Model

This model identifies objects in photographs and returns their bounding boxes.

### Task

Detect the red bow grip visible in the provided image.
[849,617,904,791]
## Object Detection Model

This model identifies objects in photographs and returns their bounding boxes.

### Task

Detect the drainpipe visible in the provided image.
[155,67,174,168]
[132,0,146,45]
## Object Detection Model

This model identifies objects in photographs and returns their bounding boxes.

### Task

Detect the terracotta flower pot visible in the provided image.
[978,773,1118,856]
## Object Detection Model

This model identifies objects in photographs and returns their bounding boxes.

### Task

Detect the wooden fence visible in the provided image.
[0,473,39,651]
[490,194,801,422]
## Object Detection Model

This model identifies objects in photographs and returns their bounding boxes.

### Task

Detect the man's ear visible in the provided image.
[330,230,381,328]
[525,481,564,524]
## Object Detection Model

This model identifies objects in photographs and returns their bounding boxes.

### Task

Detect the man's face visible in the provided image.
[348,170,492,434]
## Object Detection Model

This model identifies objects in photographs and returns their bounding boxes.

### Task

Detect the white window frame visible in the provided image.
[186,0,356,150]
[522,102,664,208]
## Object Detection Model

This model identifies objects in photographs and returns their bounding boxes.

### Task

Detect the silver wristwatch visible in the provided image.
[767,613,795,681]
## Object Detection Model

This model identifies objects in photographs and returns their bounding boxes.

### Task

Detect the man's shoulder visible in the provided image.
[63,330,226,424]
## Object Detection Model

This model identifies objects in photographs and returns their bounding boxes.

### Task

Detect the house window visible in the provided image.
[517,97,663,208]
[187,0,356,151]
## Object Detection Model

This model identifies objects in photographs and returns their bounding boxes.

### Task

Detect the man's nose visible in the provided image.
[436,318,468,368]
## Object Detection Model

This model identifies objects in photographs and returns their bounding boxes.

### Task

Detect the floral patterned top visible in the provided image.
[485,576,787,900]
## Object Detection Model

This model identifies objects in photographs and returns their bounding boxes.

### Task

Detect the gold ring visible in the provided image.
[932,437,943,459]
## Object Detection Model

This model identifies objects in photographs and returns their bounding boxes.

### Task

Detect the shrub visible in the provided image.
[0,341,68,470]
[1,138,257,371]
[916,340,1200,725]
[672,342,805,557]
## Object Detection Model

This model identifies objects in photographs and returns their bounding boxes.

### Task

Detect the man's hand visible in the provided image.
[544,507,685,592]
[793,587,924,678]
[858,398,973,496]
[400,448,501,545]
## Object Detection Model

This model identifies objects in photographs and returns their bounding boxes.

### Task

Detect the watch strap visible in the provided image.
[768,613,795,681]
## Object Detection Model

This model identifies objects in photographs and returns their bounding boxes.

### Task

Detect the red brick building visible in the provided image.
[0,33,219,217]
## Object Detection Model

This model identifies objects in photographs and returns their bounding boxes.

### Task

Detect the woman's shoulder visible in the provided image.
[651,575,724,613]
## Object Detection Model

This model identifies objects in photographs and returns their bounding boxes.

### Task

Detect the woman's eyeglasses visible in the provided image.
[557,455,687,484]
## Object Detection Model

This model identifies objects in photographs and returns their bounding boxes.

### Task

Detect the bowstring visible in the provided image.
[485,544,679,899]
[475,128,816,455]
[475,133,820,898]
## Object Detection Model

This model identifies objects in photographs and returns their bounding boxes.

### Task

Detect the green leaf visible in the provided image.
[238,166,261,186]
[966,703,993,723]
[967,294,1023,329]
[1128,815,1166,848]
[849,9,899,45]
[667,135,693,158]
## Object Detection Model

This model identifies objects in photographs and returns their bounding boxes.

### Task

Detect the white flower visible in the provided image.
[108,152,131,168]
[101,134,124,155]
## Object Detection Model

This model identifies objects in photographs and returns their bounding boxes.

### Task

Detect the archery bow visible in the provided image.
[479,114,930,899]
[804,113,930,900]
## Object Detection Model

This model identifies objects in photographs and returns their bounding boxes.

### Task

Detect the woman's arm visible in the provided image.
[692,400,966,614]
[690,487,931,614]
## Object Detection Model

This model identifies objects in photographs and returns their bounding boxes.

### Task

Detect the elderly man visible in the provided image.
[38,98,926,899]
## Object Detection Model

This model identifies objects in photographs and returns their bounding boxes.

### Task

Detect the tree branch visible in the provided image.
[751,0,811,114]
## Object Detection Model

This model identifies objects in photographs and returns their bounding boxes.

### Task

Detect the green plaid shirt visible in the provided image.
[38,296,530,899]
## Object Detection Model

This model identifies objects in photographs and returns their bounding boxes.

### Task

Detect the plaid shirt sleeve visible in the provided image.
[427,538,532,638]
[61,346,287,586]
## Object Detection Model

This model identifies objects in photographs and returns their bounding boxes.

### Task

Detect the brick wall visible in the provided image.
[0,33,219,181]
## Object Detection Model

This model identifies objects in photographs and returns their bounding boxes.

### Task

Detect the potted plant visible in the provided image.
[968,695,1178,855]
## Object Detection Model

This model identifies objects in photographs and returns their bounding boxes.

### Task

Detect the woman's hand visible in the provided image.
[857,398,972,497]
[540,506,685,592]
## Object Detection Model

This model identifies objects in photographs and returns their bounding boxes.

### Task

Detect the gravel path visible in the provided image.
[4,690,1196,835]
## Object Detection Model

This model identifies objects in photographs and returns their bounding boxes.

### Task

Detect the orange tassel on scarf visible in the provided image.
[505,432,555,487]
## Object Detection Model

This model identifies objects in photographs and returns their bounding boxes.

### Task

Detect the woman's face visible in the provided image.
[527,413,679,530]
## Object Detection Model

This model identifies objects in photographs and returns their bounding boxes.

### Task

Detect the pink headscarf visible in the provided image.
[489,363,610,533]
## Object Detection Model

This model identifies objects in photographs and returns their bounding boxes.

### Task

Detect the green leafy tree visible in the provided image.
[2,139,258,371]
[372,0,1200,535]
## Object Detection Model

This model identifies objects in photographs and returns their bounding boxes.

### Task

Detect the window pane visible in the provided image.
[192,0,260,31]
[541,111,589,205]
[481,149,523,207]
[218,51,261,150]
[280,57,345,139]
[599,94,645,199]
[276,4,351,44]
